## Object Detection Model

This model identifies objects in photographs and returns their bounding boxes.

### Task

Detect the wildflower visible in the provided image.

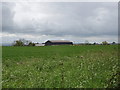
[80,56,84,58]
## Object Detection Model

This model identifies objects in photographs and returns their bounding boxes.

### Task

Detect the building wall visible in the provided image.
[45,41,73,46]
[35,43,45,46]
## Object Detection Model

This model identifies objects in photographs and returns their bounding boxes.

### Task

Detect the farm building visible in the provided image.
[35,43,45,46]
[45,40,73,46]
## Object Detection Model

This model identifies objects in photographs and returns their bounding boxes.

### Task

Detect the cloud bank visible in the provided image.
[2,2,118,43]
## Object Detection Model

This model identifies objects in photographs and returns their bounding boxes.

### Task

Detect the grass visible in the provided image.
[2,45,119,88]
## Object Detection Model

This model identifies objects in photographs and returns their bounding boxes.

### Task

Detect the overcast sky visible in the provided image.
[1,2,118,43]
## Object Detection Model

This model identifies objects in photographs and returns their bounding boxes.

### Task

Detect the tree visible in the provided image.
[102,41,108,45]
[112,42,116,45]
[13,39,24,46]
[85,40,89,45]
[28,42,35,46]
[13,39,35,46]
[93,42,97,45]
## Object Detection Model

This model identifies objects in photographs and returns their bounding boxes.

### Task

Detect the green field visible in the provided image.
[2,45,119,88]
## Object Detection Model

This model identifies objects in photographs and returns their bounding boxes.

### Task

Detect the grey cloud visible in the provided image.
[2,3,16,32]
[118,2,120,38]
[2,2,118,40]
[0,3,2,31]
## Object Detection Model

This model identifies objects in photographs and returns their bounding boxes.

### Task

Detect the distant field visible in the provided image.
[2,45,119,88]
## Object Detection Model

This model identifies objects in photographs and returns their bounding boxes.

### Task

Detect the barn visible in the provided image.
[45,40,73,46]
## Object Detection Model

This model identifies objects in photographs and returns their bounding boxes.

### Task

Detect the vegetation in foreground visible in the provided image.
[2,45,119,88]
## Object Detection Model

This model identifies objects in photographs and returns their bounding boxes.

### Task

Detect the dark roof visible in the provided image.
[47,40,72,43]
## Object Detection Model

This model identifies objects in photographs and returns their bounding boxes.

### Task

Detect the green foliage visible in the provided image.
[13,39,35,46]
[102,41,108,45]
[2,45,119,88]
[28,42,35,46]
[13,40,24,46]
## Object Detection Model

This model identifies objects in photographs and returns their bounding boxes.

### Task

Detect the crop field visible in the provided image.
[2,45,119,88]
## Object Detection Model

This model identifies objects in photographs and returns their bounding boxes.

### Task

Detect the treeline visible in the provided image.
[74,41,117,45]
[12,39,118,46]
[13,39,35,46]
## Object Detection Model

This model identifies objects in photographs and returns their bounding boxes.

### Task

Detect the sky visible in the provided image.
[1,2,118,44]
